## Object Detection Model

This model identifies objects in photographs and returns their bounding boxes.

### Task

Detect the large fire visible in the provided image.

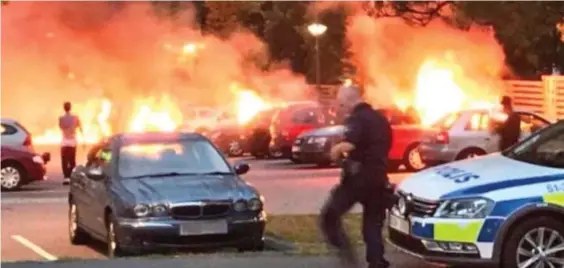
[32,88,273,145]
[408,56,499,127]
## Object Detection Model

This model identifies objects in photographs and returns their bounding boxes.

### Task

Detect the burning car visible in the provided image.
[68,132,265,257]
[209,123,248,157]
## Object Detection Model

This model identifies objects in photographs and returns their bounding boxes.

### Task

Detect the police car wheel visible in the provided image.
[501,216,564,268]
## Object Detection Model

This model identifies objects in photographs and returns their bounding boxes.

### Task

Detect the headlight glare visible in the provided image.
[434,198,493,219]
[233,200,247,212]
[133,204,150,217]
[247,198,263,211]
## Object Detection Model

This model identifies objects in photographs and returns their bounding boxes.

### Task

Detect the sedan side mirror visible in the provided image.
[234,162,250,175]
[85,166,105,181]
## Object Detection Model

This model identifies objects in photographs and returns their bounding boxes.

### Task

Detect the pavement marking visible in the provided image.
[11,235,58,261]
[1,197,67,205]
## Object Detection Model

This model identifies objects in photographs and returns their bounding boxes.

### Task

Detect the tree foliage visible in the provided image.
[454,2,564,78]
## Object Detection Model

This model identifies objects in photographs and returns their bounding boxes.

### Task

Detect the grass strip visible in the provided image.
[265,213,371,255]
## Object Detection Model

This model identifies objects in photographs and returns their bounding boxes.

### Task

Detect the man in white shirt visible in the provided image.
[59,102,83,185]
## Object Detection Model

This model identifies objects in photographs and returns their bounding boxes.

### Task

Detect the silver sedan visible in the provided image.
[419,109,551,166]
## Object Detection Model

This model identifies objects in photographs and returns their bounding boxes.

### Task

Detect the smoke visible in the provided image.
[312,2,508,108]
[1,2,311,134]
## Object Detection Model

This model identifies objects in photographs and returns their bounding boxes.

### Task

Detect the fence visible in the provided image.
[505,75,564,121]
[316,76,564,121]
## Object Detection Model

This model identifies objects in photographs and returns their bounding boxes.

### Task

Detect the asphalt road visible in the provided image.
[1,145,436,267]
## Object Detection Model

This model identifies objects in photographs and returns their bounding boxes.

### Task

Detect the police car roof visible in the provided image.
[114,131,206,144]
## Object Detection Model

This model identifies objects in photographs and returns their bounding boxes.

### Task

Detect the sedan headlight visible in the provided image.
[32,155,44,164]
[152,204,169,217]
[133,204,150,217]
[434,198,494,219]
[233,199,247,212]
[247,198,263,211]
[313,137,327,144]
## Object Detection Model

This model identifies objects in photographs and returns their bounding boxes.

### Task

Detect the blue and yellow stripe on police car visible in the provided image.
[543,192,564,206]
[411,218,487,243]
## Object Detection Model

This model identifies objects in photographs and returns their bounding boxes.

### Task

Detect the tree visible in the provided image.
[362,1,451,26]
[453,2,564,78]
[203,1,260,38]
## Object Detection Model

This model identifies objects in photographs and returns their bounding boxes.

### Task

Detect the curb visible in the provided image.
[263,236,297,252]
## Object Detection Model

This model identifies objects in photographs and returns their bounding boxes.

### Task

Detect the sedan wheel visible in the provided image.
[106,215,125,258]
[1,165,22,191]
[69,202,88,244]
[228,141,244,157]
[405,145,426,171]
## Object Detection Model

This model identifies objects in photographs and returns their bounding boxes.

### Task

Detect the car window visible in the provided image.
[432,112,460,129]
[465,112,490,131]
[117,139,231,178]
[518,113,549,133]
[292,108,321,124]
[506,122,564,169]
[1,123,17,135]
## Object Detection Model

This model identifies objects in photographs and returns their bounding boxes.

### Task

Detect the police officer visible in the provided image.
[320,84,392,268]
[496,96,521,151]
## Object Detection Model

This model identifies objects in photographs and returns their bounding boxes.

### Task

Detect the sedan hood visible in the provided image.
[120,175,252,204]
[398,154,564,201]
[300,125,345,138]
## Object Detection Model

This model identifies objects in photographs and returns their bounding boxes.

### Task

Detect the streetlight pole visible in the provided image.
[308,23,327,89]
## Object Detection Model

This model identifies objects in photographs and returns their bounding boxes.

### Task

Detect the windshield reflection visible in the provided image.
[118,140,232,178]
[504,121,564,168]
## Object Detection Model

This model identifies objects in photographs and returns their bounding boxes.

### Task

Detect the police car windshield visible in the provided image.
[504,121,564,169]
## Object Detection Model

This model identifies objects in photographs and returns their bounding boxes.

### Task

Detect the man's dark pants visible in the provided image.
[320,180,389,268]
[61,146,77,178]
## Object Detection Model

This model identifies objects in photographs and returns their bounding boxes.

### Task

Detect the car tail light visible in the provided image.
[435,131,449,144]
[23,135,32,147]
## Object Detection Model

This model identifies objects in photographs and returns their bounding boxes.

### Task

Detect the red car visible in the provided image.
[1,145,50,190]
[291,107,431,171]
[268,101,332,161]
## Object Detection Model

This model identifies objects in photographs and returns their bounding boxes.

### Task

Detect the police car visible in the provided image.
[387,120,564,267]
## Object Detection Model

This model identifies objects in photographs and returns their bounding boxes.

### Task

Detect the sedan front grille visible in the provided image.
[171,202,230,219]
[397,191,441,217]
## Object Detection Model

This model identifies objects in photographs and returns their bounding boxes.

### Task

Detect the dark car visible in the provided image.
[1,145,50,191]
[246,108,279,159]
[68,132,266,257]
[269,101,332,161]
[292,107,431,171]
[209,123,247,157]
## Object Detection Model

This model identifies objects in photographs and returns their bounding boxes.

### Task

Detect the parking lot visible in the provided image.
[1,145,413,263]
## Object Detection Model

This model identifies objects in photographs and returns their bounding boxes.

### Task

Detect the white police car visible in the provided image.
[387,120,564,267]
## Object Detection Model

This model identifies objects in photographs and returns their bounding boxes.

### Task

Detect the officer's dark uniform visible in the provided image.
[320,102,392,268]
[496,97,521,151]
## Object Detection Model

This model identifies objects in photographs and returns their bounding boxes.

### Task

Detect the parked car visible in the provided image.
[419,108,551,166]
[292,107,430,171]
[269,101,332,161]
[209,123,248,157]
[1,118,33,148]
[1,145,50,190]
[246,108,279,159]
[179,107,236,135]
[68,132,266,257]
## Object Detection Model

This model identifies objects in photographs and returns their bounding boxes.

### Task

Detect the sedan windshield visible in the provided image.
[118,139,232,178]
[504,121,564,169]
